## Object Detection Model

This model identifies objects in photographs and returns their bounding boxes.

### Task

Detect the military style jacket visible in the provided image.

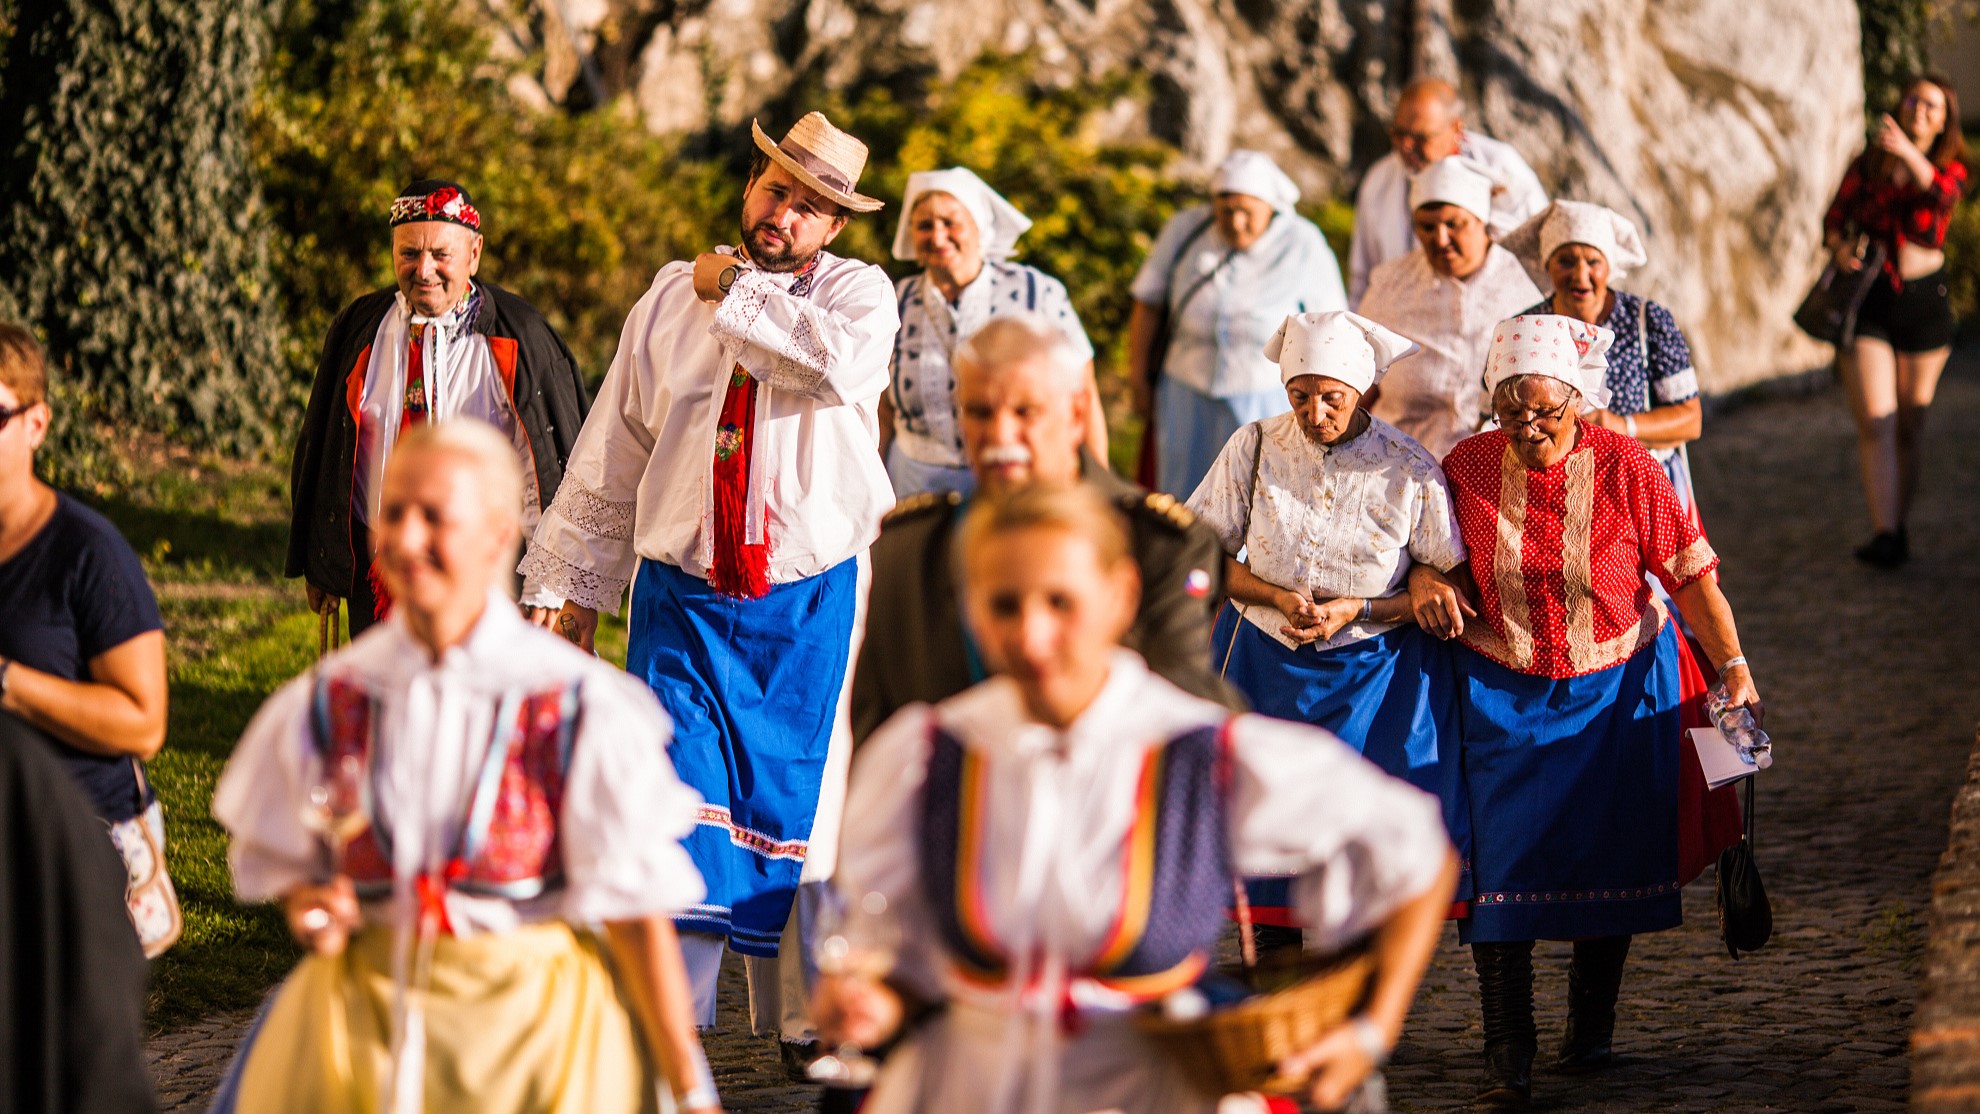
[850,458,1243,743]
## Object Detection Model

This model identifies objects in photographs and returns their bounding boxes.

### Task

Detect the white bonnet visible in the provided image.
[1500,200,1650,288]
[1482,314,1614,414]
[891,167,1033,263]
[1211,149,1302,213]
[1263,310,1421,393]
[1407,155,1500,225]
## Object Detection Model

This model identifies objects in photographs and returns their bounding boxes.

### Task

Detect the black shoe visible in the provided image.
[779,1039,820,1083]
[1854,530,1909,568]
[1475,1042,1533,1106]
[1555,935,1628,1075]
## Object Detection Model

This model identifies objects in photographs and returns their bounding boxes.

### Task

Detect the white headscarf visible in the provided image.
[1482,314,1614,413]
[1407,155,1500,226]
[891,167,1033,263]
[1500,200,1650,288]
[1264,310,1421,393]
[1211,149,1302,213]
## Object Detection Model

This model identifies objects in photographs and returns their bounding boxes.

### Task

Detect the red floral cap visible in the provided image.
[389,179,481,232]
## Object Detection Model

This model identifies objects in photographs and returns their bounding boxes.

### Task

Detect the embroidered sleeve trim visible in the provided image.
[710,269,773,355]
[1653,368,1699,403]
[546,477,634,542]
[1665,537,1719,586]
[764,307,831,395]
[517,545,628,613]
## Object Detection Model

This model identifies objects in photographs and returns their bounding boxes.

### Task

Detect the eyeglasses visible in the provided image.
[0,403,29,434]
[1388,126,1444,147]
[1493,399,1573,431]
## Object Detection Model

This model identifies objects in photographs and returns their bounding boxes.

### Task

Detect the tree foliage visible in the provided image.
[0,0,279,457]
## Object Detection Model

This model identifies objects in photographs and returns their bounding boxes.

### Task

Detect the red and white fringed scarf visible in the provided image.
[707,259,817,600]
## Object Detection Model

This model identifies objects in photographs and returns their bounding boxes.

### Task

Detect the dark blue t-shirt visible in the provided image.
[0,492,163,820]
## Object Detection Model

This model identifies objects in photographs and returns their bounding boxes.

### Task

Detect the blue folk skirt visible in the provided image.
[1213,606,1469,922]
[1456,621,1685,943]
[627,558,858,957]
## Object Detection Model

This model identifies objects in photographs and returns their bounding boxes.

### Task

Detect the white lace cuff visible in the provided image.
[519,545,628,613]
[547,478,635,542]
[710,270,831,397]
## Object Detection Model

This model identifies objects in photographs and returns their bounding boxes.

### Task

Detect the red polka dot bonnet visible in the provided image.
[1483,314,1614,412]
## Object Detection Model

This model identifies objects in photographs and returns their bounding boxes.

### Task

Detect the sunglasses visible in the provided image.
[0,402,30,434]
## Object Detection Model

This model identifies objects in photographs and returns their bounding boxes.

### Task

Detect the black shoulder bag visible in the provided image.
[1717,776,1773,958]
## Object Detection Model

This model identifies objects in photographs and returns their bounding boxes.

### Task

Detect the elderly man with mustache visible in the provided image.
[851,313,1239,746]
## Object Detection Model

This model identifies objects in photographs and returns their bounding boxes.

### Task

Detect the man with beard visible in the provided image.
[520,113,897,1053]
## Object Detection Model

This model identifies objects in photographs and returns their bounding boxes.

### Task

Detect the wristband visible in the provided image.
[0,655,11,701]
[677,1084,720,1111]
[1359,598,1373,623]
[1350,1016,1392,1067]
[1624,414,1639,439]
[1719,655,1748,673]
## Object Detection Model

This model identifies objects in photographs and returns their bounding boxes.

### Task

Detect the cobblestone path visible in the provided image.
[146,365,1980,1111]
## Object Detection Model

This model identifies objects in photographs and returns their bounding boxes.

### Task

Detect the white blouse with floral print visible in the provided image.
[1186,412,1467,651]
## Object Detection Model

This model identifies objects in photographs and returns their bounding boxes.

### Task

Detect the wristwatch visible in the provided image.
[0,655,12,703]
[717,264,740,294]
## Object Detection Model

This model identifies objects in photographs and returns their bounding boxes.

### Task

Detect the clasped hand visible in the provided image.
[1275,590,1358,645]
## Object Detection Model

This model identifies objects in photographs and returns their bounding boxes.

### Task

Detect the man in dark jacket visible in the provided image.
[288,179,589,635]
[851,313,1242,744]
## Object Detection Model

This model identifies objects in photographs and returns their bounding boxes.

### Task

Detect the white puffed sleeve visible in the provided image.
[1407,461,1468,574]
[712,262,898,406]
[554,669,706,923]
[1184,422,1261,557]
[1226,714,1452,954]
[837,704,947,1003]
[213,676,323,903]
[518,276,663,613]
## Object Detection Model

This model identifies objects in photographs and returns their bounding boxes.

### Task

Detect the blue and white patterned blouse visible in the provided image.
[889,261,1094,468]
[1522,289,1698,417]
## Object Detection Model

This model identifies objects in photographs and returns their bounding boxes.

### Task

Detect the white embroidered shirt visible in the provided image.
[1186,412,1467,650]
[213,593,705,937]
[519,251,899,611]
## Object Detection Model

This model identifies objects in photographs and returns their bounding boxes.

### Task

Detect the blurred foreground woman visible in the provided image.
[212,421,720,1114]
[817,482,1457,1114]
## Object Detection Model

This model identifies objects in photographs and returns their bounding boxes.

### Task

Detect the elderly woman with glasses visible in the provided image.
[1502,201,1706,525]
[1409,315,1761,1108]
[881,167,1106,499]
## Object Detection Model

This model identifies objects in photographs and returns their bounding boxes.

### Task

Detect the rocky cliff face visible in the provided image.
[483,0,1863,389]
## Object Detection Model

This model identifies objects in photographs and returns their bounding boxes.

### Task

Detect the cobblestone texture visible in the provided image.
[146,365,1980,1111]
[1910,724,1980,1113]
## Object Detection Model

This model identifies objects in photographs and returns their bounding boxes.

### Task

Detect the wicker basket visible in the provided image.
[1132,949,1375,1096]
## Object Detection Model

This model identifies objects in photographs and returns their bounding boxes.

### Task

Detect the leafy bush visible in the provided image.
[0,0,280,462]
[255,0,736,391]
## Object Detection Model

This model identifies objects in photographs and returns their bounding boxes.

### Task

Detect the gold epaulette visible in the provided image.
[1127,490,1197,530]
[883,489,963,524]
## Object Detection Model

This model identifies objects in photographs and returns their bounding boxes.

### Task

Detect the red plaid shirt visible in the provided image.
[1823,151,1967,286]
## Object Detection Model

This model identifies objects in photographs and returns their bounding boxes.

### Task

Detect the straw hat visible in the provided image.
[750,113,885,214]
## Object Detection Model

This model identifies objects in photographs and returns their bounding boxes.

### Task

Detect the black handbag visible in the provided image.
[1716,776,1772,958]
[1793,237,1885,345]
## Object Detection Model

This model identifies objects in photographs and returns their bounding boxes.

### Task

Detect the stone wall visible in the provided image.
[482,0,1865,391]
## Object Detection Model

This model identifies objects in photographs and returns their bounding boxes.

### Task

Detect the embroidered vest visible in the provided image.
[916,721,1234,999]
[308,674,581,902]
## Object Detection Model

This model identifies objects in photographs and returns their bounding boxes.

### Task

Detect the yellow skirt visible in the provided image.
[232,923,660,1114]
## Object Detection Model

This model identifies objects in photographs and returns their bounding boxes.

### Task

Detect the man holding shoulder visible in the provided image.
[520,113,898,1049]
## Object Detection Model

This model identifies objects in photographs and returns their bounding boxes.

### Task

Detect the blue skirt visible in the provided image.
[627,558,858,957]
[1213,606,1470,919]
[1155,378,1288,499]
[1456,622,1685,943]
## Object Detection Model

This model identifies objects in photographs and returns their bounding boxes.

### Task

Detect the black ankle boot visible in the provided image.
[1473,942,1536,1106]
[1854,530,1908,568]
[1557,935,1630,1073]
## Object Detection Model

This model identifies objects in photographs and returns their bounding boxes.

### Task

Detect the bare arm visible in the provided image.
[1671,576,1762,723]
[1125,300,1163,420]
[1281,850,1461,1110]
[1591,398,1701,449]
[2,631,167,759]
[877,390,898,464]
[605,917,722,1113]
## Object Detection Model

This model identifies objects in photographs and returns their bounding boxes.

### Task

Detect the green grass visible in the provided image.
[79,440,630,1031]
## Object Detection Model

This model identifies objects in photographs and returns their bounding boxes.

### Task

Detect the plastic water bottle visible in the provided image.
[1706,683,1773,769]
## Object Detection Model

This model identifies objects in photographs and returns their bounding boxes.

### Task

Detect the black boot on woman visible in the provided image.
[1557,935,1631,1073]
[1472,941,1536,1107]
